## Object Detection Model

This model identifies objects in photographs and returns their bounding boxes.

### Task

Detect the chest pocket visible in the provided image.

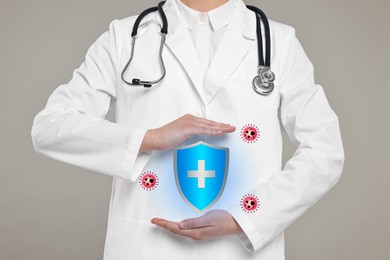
[222,62,280,109]
[219,40,280,108]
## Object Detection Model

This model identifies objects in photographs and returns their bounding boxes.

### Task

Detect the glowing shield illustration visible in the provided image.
[174,141,229,211]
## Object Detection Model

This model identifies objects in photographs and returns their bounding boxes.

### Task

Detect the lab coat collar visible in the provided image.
[163,0,255,40]
[161,0,256,105]
[175,0,236,32]
[203,0,257,104]
[162,0,208,103]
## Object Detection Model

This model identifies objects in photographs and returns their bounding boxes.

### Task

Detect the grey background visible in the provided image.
[0,0,389,259]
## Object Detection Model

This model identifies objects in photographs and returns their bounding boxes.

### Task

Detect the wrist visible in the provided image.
[140,129,159,152]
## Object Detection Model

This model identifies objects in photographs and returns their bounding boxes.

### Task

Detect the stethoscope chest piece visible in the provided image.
[252,66,275,96]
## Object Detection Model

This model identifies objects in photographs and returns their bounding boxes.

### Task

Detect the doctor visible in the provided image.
[31,0,344,259]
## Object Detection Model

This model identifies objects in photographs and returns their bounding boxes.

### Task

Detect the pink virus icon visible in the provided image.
[139,171,159,191]
[240,124,260,143]
[240,194,259,213]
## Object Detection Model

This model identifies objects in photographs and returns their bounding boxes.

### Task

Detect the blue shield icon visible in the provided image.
[174,141,229,211]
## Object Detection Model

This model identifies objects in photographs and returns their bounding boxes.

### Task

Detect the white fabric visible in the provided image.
[31,0,344,259]
[176,0,236,76]
[194,17,210,73]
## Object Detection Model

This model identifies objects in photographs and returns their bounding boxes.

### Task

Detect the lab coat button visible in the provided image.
[198,13,207,22]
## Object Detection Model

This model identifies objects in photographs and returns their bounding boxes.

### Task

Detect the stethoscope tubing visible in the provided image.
[246,5,271,68]
[122,1,275,95]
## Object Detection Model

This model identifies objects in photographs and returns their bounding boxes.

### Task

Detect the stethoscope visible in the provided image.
[121,1,275,96]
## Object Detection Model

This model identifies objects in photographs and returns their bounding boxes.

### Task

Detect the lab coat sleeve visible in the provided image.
[228,27,345,253]
[31,19,151,182]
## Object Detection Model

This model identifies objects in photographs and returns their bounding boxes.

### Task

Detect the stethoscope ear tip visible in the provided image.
[132,78,152,88]
[124,2,275,95]
[132,78,141,85]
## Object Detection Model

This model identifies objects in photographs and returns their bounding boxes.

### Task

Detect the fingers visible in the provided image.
[151,218,215,240]
[191,126,234,137]
[183,114,236,136]
[151,218,182,233]
[192,115,235,130]
[179,215,211,229]
[151,210,243,241]
[151,114,236,151]
[151,218,197,237]
[205,124,236,133]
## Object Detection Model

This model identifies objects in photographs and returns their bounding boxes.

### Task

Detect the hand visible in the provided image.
[140,114,235,152]
[151,210,243,240]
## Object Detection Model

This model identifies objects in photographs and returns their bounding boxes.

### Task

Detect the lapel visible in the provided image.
[161,0,256,105]
[163,0,207,103]
[203,0,256,105]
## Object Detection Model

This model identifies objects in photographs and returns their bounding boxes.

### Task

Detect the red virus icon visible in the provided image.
[240,124,260,143]
[240,194,259,213]
[139,171,159,191]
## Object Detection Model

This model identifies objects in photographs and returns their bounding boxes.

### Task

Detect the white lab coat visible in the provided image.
[31,0,344,259]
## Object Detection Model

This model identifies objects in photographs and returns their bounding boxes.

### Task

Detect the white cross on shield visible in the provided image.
[174,141,229,211]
